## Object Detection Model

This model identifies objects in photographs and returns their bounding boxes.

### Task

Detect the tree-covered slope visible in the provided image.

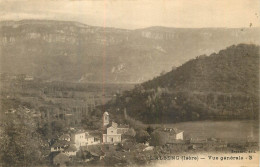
[143,44,259,95]
[105,44,259,123]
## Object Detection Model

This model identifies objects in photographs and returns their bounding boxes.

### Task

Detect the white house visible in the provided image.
[85,134,100,145]
[172,128,184,140]
[72,131,100,150]
[103,122,121,143]
[164,128,184,140]
[175,131,184,140]
[73,131,86,149]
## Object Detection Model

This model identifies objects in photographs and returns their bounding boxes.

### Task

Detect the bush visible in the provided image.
[150,131,167,146]
[135,130,150,143]
[146,126,154,135]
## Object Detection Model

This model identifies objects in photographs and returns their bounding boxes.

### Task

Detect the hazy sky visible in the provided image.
[0,0,259,29]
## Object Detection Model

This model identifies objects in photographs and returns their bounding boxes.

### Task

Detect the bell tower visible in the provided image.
[103,112,109,126]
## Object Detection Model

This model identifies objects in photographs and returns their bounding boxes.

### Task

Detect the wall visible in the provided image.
[176,132,183,140]
[107,127,118,135]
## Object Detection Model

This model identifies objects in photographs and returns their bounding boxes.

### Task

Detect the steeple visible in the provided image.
[103,112,109,126]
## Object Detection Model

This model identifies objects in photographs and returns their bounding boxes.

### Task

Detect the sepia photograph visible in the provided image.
[0,0,259,166]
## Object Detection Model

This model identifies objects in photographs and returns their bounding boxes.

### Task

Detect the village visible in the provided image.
[48,111,188,166]
[46,110,252,167]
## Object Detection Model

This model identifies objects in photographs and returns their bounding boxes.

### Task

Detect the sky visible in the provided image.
[0,0,259,29]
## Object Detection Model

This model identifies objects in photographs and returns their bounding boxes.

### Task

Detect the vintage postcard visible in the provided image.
[0,0,259,167]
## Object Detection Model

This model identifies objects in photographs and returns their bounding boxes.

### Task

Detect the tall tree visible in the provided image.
[0,112,44,167]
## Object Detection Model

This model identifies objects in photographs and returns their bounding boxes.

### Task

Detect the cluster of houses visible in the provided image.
[50,111,185,165]
[50,130,102,162]
[50,111,130,165]
[50,131,102,165]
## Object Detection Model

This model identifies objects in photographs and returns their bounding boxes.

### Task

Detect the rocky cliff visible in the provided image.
[1,20,259,83]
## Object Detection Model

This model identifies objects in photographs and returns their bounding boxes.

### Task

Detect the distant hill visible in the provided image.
[105,44,259,123]
[0,20,260,83]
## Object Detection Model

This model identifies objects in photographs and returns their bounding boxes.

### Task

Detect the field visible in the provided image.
[150,120,259,142]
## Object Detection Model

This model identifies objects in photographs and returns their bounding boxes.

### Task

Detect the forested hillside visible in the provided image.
[105,44,259,123]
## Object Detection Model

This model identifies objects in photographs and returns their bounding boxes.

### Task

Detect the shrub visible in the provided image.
[135,130,150,143]
[150,131,167,146]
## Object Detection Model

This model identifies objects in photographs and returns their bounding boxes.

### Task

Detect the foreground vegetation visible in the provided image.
[0,80,133,166]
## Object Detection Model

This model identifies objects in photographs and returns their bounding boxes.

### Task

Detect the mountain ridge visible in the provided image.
[1,19,259,83]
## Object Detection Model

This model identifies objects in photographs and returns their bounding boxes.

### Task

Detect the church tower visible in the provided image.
[103,112,109,126]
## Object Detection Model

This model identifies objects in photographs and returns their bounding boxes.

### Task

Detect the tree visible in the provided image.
[81,115,102,130]
[76,149,91,160]
[51,120,66,134]
[146,126,154,135]
[135,130,150,143]
[150,131,167,146]
[122,128,136,140]
[0,112,44,167]
[125,128,136,137]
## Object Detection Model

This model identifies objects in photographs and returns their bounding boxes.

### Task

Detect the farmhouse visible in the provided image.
[51,140,70,152]
[164,128,184,140]
[72,131,86,149]
[72,130,100,150]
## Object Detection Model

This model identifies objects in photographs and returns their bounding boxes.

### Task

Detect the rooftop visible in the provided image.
[73,130,89,135]
[118,124,129,128]
[59,134,70,139]
[85,134,94,139]
[64,145,77,152]
[111,121,118,128]
[51,140,70,148]
[162,127,184,134]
